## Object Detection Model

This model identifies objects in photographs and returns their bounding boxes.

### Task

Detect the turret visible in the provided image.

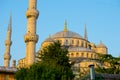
[4,14,12,67]
[24,0,39,67]
[12,60,16,68]
[96,41,107,54]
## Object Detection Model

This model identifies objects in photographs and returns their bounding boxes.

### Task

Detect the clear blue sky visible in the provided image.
[0,0,120,66]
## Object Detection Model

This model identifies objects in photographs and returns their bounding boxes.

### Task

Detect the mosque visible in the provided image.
[0,0,108,80]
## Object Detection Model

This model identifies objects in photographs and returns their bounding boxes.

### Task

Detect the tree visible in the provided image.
[15,68,27,80]
[94,53,120,74]
[37,41,74,80]
[15,41,74,80]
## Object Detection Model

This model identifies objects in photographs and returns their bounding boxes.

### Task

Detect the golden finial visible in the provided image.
[64,20,68,32]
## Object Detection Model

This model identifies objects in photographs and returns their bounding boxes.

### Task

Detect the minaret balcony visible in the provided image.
[24,33,38,43]
[4,53,11,60]
[5,40,12,46]
[26,9,39,19]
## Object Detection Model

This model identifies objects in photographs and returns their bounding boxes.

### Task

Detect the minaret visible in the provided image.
[64,20,68,32]
[4,14,12,67]
[84,23,88,40]
[12,60,16,68]
[24,0,39,67]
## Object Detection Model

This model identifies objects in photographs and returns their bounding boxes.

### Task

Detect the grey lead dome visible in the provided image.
[51,31,83,38]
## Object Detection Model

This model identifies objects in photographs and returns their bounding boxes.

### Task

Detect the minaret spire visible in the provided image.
[8,14,12,31]
[64,20,68,32]
[4,14,12,67]
[84,23,88,40]
[24,0,39,67]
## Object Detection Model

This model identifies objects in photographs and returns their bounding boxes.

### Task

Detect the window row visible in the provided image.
[69,52,97,59]
[56,39,90,48]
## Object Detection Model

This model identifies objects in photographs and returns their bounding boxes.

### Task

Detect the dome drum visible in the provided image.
[51,31,83,38]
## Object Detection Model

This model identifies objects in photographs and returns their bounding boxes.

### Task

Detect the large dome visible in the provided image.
[51,31,83,38]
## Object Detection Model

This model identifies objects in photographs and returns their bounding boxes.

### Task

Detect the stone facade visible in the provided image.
[16,0,108,71]
[0,67,17,80]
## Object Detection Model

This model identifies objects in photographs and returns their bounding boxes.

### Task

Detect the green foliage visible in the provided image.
[15,41,74,80]
[15,68,27,80]
[95,53,120,74]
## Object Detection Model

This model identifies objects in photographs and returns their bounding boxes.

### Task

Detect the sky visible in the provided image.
[0,0,120,66]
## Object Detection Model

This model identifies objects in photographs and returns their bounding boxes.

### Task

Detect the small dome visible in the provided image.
[44,36,55,42]
[97,41,106,48]
[51,31,83,39]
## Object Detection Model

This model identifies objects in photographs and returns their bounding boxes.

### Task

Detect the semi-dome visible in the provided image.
[44,37,55,42]
[51,31,83,39]
[44,35,55,42]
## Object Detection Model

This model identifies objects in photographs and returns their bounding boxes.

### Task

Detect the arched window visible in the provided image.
[72,40,74,44]
[86,53,88,58]
[77,40,79,46]
[66,40,68,45]
[81,53,84,57]
[67,53,70,57]
[76,53,79,57]
[71,53,74,57]
[89,45,91,49]
[91,54,93,58]
[59,40,62,44]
